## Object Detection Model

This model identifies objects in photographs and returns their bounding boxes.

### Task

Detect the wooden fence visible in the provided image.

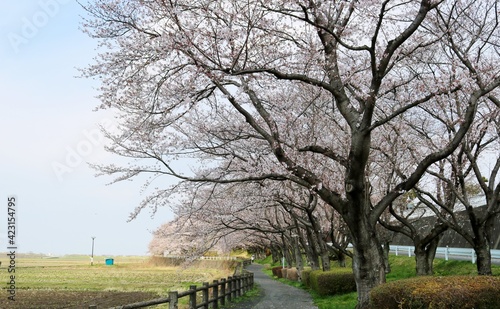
[89,260,254,309]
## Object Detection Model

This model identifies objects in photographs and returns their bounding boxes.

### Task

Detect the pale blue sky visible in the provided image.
[0,1,175,256]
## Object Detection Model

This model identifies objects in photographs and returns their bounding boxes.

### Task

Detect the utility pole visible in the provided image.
[91,236,96,266]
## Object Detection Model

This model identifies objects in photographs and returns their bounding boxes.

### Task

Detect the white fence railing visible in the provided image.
[390,245,500,263]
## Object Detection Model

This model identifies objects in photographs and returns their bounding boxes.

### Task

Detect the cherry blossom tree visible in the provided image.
[149,212,248,258]
[457,109,500,275]
[148,184,272,258]
[82,1,500,306]
[276,186,351,270]
[379,90,499,276]
[381,0,500,276]
[372,104,460,276]
[430,0,500,276]
[381,185,452,276]
[414,102,500,275]
[156,179,344,272]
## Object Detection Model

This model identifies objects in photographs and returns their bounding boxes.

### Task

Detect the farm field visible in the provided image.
[0,254,238,308]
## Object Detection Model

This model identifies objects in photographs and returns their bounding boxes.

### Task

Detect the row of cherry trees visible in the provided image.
[148,181,351,273]
[82,1,500,307]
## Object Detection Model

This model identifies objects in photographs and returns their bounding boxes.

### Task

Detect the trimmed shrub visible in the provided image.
[302,269,312,288]
[309,269,356,296]
[281,268,288,278]
[271,266,283,278]
[370,275,500,309]
[287,267,299,281]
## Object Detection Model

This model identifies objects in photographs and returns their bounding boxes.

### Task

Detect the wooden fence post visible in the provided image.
[232,276,238,299]
[189,285,197,309]
[236,276,241,297]
[202,282,209,309]
[169,291,178,309]
[227,276,233,302]
[213,280,219,309]
[220,278,226,306]
[244,274,249,293]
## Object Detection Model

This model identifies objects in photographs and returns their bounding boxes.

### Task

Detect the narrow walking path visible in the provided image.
[228,264,318,309]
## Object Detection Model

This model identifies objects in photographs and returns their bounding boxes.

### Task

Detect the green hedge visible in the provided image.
[370,275,500,309]
[271,266,283,278]
[309,269,356,296]
[302,269,312,288]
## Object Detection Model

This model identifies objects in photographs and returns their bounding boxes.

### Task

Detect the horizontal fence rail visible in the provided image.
[390,245,500,263]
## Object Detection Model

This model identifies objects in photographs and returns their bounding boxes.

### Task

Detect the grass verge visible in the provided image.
[258,255,500,309]
[221,284,262,308]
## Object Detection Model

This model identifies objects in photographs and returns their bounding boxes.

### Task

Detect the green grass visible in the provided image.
[221,284,261,308]
[258,255,500,309]
[312,291,358,309]
[0,254,240,308]
[9,256,231,293]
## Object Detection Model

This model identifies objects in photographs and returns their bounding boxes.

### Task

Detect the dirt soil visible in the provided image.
[0,290,160,309]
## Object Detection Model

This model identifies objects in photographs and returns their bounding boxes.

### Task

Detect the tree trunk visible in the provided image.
[352,240,385,309]
[300,229,320,270]
[293,235,303,280]
[304,225,321,270]
[303,242,320,270]
[320,250,331,271]
[414,247,433,276]
[271,245,281,265]
[342,190,386,307]
[315,229,330,271]
[382,242,391,274]
[475,244,492,275]
[337,250,346,268]
[414,237,439,276]
[307,209,332,271]
[328,247,347,268]
[347,215,386,309]
[470,212,494,276]
[316,233,331,271]
[282,242,294,268]
[473,223,493,275]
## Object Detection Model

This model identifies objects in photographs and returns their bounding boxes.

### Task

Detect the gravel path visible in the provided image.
[227,264,318,309]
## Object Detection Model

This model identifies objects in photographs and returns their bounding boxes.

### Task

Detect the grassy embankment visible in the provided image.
[259,255,500,309]
[0,253,240,308]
